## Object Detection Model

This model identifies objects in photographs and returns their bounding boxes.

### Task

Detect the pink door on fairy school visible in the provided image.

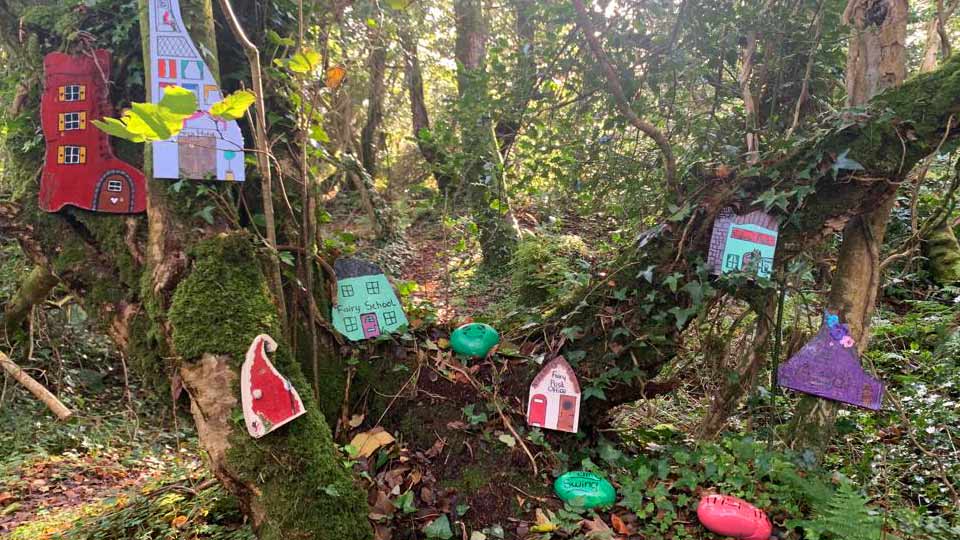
[361,313,381,339]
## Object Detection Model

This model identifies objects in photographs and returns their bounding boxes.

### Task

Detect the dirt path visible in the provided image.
[399,217,502,325]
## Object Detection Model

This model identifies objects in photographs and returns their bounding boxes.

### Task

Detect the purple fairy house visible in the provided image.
[777,312,884,410]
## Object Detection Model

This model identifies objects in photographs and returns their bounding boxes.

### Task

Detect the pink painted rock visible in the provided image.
[697,494,772,540]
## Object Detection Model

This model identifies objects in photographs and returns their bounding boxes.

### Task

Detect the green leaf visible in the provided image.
[386,0,413,9]
[366,18,378,28]
[196,206,215,225]
[92,117,144,143]
[395,490,417,514]
[266,30,295,47]
[582,386,606,401]
[130,102,173,141]
[497,434,516,448]
[832,148,865,174]
[662,273,681,293]
[159,85,198,115]
[423,515,454,539]
[288,49,321,74]
[209,90,255,121]
[310,124,330,143]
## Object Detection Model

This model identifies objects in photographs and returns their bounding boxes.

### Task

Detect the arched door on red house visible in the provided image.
[93,170,136,213]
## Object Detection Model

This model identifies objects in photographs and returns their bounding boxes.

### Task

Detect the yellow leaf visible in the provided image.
[531,508,556,533]
[171,515,188,529]
[349,427,396,458]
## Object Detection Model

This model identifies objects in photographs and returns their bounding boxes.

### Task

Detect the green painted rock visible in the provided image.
[450,323,500,357]
[553,471,616,509]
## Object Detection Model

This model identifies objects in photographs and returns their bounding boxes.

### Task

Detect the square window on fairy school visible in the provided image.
[344,316,358,333]
[341,284,354,297]
[365,281,380,295]
[383,311,397,325]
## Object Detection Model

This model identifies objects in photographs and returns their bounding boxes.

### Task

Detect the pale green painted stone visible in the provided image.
[450,323,499,357]
[553,471,616,509]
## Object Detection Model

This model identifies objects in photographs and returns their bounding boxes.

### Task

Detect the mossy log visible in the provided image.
[923,218,960,283]
[2,265,58,338]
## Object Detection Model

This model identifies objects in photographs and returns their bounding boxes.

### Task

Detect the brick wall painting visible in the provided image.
[707,208,778,278]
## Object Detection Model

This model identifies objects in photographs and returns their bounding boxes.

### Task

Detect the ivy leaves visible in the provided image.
[92,86,197,143]
[92,86,255,142]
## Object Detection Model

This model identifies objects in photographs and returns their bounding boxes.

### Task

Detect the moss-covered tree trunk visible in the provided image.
[923,217,960,282]
[2,265,57,338]
[135,1,371,538]
[787,0,907,453]
[454,0,520,269]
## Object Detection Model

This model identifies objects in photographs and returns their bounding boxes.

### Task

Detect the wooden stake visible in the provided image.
[0,351,72,420]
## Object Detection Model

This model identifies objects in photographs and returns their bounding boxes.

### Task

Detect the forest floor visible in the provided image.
[1,205,959,540]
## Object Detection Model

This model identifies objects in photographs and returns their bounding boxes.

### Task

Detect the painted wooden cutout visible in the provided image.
[40,50,147,213]
[147,0,245,181]
[777,312,883,410]
[527,356,581,433]
[697,494,772,540]
[331,258,408,341]
[707,208,778,279]
[241,334,306,438]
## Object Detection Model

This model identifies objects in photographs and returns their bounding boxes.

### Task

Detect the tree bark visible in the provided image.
[399,24,456,193]
[918,2,960,283]
[3,265,58,338]
[0,351,73,420]
[454,0,520,268]
[360,23,387,177]
[788,0,907,454]
[570,0,677,192]
[923,217,960,282]
[698,291,778,439]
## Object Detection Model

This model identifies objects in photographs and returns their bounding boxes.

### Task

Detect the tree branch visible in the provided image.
[571,0,677,193]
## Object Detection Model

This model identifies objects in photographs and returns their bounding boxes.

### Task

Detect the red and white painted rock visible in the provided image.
[240,334,306,438]
[697,494,772,540]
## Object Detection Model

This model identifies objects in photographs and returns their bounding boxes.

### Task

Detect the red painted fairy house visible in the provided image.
[39,50,146,214]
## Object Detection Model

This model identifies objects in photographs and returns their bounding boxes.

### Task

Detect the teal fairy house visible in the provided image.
[331,258,408,341]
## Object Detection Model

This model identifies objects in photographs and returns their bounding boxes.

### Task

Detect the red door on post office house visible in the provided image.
[361,313,381,339]
[527,394,547,426]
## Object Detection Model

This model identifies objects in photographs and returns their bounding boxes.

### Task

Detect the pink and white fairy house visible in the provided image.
[240,334,306,438]
[526,356,581,433]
